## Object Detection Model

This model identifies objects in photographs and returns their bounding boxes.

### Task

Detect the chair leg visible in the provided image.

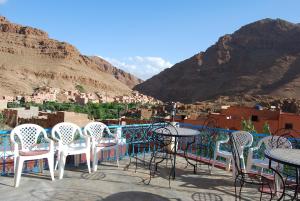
[225,157,231,171]
[234,177,238,201]
[48,155,55,181]
[135,153,138,173]
[116,145,119,168]
[14,156,17,173]
[211,153,217,173]
[40,159,44,173]
[14,156,23,188]
[232,160,237,178]
[267,182,273,201]
[86,151,91,174]
[260,184,264,201]
[54,150,60,170]
[239,181,244,201]
[58,152,66,180]
[74,155,80,167]
[93,149,98,172]
[246,162,252,173]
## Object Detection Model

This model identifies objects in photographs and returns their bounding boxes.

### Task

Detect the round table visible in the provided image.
[152,126,201,181]
[154,126,200,137]
[265,148,300,200]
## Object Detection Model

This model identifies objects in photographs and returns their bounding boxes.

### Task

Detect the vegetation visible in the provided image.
[7,101,139,120]
[0,113,6,129]
[241,119,271,135]
[241,118,256,133]
[262,122,271,135]
[75,84,86,93]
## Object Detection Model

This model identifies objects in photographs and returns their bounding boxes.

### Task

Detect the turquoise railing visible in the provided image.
[0,123,283,176]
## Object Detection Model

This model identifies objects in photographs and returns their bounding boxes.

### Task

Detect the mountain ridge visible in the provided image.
[134,18,300,103]
[0,16,142,96]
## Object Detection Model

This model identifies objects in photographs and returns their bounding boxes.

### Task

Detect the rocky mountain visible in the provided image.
[0,16,141,96]
[134,18,300,103]
[89,56,142,88]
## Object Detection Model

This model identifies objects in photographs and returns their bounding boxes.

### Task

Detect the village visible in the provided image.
[0,86,300,136]
[0,86,160,107]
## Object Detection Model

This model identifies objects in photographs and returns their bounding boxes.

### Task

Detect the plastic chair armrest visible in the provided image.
[51,132,60,142]
[249,146,259,152]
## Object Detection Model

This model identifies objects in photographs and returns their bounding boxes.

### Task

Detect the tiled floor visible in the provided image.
[0,157,270,201]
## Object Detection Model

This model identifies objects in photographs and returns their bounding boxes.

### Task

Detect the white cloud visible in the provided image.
[101,56,173,80]
[0,0,7,4]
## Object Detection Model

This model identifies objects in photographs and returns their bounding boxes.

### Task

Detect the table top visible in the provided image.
[154,126,200,137]
[265,148,300,168]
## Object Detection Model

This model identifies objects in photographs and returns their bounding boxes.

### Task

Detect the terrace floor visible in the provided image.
[0,156,270,201]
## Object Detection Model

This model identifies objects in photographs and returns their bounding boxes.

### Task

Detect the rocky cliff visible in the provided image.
[0,16,141,96]
[134,18,300,103]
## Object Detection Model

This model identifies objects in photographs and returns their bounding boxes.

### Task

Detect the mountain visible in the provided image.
[0,16,142,96]
[134,18,300,103]
[89,56,142,88]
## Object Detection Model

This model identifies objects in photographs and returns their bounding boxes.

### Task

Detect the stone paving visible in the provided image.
[0,157,269,201]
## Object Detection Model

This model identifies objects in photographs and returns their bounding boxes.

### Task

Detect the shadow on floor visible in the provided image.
[102,191,181,201]
[191,192,223,201]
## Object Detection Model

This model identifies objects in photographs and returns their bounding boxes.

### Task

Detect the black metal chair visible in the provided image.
[230,132,281,201]
[193,117,219,173]
[125,124,153,172]
[125,118,172,172]
[147,121,178,186]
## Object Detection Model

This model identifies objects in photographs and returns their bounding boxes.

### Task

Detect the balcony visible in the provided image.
[0,123,290,200]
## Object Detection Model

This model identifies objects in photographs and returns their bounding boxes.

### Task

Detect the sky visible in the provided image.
[1,0,300,80]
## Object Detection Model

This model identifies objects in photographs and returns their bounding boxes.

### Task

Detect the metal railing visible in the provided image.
[0,123,292,176]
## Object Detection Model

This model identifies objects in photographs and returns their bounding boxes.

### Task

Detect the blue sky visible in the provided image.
[1,0,300,80]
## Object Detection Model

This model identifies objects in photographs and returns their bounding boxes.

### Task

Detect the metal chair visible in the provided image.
[51,122,91,179]
[195,117,219,173]
[10,124,55,187]
[148,121,178,186]
[230,131,280,200]
[125,124,153,172]
[84,122,120,172]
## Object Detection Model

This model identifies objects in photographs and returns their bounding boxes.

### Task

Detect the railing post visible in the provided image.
[2,136,9,176]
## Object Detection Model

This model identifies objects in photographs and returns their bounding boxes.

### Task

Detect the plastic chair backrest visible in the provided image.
[10,124,47,151]
[84,122,109,141]
[52,122,81,145]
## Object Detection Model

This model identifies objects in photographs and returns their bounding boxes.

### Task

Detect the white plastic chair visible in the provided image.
[84,122,120,172]
[51,122,91,179]
[212,131,253,173]
[10,124,55,187]
[246,135,292,173]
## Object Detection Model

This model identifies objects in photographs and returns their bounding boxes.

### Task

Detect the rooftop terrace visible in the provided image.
[0,157,266,201]
[0,123,296,201]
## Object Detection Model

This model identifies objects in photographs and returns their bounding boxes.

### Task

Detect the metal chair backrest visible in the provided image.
[274,128,298,149]
[152,121,178,151]
[230,131,253,172]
